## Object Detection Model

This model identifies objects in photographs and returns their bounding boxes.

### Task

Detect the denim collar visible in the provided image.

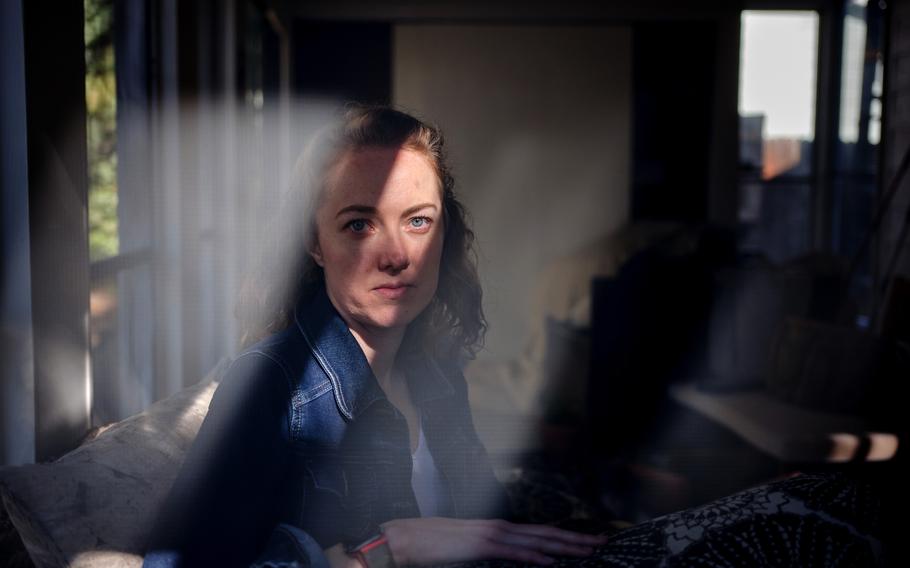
[294,285,455,421]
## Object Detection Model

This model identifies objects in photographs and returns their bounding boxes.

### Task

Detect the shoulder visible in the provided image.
[209,349,292,427]
[210,329,308,426]
[218,322,343,434]
[231,323,331,397]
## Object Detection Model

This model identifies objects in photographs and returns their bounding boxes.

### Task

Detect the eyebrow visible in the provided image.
[335,205,376,218]
[335,203,438,219]
[401,203,438,217]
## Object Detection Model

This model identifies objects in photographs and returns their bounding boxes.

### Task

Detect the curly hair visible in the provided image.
[236,105,486,360]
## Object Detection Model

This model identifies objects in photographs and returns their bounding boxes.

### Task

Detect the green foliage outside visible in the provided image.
[85,0,118,261]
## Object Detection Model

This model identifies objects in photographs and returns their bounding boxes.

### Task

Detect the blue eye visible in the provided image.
[409,217,431,229]
[347,219,368,233]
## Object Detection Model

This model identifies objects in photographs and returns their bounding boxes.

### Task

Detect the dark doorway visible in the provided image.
[632,22,716,222]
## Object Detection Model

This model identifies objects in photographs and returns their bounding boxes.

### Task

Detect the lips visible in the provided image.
[373,282,414,300]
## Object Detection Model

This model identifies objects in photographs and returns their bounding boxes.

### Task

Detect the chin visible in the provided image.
[364,302,427,330]
[354,306,406,329]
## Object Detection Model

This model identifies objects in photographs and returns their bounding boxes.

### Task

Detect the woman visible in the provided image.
[143,106,607,567]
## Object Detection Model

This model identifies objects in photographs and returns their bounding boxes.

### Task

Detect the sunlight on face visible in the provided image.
[310,146,444,332]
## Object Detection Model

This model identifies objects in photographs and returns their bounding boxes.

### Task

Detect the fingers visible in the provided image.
[384,517,607,567]
[501,521,609,546]
[478,519,606,561]
[481,541,555,566]
[495,531,595,558]
[481,519,608,549]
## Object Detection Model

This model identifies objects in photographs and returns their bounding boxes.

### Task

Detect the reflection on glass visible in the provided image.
[89,275,119,426]
[86,0,120,428]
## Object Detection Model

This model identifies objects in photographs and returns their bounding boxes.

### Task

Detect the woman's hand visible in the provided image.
[380,517,608,566]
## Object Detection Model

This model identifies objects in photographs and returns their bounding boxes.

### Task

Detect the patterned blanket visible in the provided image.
[451,471,882,567]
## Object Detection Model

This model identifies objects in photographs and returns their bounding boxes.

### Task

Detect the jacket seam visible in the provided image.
[245,349,294,390]
[295,313,354,421]
[299,379,332,404]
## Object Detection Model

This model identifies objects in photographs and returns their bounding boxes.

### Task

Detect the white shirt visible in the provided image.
[410,424,447,517]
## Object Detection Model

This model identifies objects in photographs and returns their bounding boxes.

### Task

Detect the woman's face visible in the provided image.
[310,146,445,332]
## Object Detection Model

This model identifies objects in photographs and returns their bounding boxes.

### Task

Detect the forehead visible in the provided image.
[324,146,441,209]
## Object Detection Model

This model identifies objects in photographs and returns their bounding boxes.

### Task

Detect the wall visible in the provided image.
[394,25,632,362]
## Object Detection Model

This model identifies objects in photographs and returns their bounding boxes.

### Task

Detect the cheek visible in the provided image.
[415,232,445,282]
[316,232,365,285]
[323,249,371,287]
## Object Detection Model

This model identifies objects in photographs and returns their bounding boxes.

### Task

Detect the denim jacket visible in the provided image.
[143,286,509,567]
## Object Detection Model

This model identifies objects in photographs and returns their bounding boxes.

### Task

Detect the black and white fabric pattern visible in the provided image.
[451,472,883,567]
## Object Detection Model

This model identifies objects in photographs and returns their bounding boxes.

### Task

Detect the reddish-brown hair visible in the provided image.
[236,105,486,360]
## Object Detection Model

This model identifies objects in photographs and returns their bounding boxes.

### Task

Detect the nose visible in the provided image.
[378,233,410,274]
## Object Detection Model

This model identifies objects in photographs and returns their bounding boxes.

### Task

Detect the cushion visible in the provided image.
[0,361,225,568]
